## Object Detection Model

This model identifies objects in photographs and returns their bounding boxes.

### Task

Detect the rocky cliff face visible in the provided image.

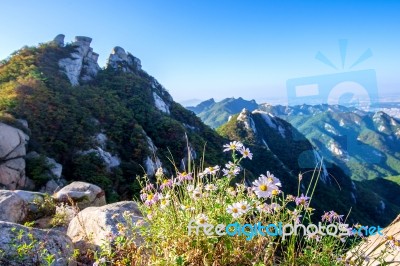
[106,46,142,73]
[0,123,29,190]
[106,46,172,115]
[58,36,100,86]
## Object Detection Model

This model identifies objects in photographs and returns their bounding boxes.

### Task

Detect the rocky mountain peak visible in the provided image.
[106,46,142,72]
[58,34,100,86]
[237,108,257,133]
[52,34,65,47]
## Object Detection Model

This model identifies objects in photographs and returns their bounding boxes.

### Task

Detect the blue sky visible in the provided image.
[1,0,399,104]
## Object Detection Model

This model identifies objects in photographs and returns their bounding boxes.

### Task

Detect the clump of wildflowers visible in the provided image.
[321,210,344,223]
[93,141,385,266]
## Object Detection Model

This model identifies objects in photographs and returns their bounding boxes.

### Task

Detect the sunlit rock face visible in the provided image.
[58,35,100,86]
[106,46,142,73]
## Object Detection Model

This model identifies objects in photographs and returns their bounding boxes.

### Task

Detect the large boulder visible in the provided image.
[53,181,106,209]
[0,190,28,223]
[13,190,54,219]
[347,215,400,265]
[0,123,29,190]
[42,178,66,194]
[0,221,76,266]
[67,201,143,252]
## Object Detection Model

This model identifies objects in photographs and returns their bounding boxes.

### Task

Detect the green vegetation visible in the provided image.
[386,175,400,185]
[25,155,55,188]
[91,142,394,265]
[0,43,225,201]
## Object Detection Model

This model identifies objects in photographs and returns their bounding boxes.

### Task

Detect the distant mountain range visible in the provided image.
[187,97,259,128]
[188,98,400,182]
[259,103,400,181]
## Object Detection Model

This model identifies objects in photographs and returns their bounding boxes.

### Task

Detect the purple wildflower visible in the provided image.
[295,193,310,207]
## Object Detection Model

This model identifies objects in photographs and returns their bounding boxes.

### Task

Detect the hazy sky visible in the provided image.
[1,0,399,104]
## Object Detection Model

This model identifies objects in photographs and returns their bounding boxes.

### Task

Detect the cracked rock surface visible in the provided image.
[0,123,29,190]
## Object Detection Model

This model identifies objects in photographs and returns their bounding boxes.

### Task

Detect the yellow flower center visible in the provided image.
[147,194,154,201]
[199,218,206,224]
[259,184,268,191]
[232,208,239,213]
[163,180,169,184]
[241,205,247,210]
[272,189,279,196]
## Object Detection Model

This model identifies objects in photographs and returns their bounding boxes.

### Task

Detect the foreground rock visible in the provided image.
[67,201,143,252]
[53,181,106,209]
[14,190,54,220]
[0,221,76,266]
[0,123,29,190]
[0,191,28,223]
[347,215,400,265]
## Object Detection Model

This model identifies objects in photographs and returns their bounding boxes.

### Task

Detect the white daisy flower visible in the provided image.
[223,141,244,152]
[252,175,278,199]
[265,171,282,187]
[204,184,217,191]
[239,147,253,160]
[160,198,170,209]
[237,200,250,214]
[227,203,243,218]
[196,213,208,225]
[191,188,202,200]
[206,165,220,175]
